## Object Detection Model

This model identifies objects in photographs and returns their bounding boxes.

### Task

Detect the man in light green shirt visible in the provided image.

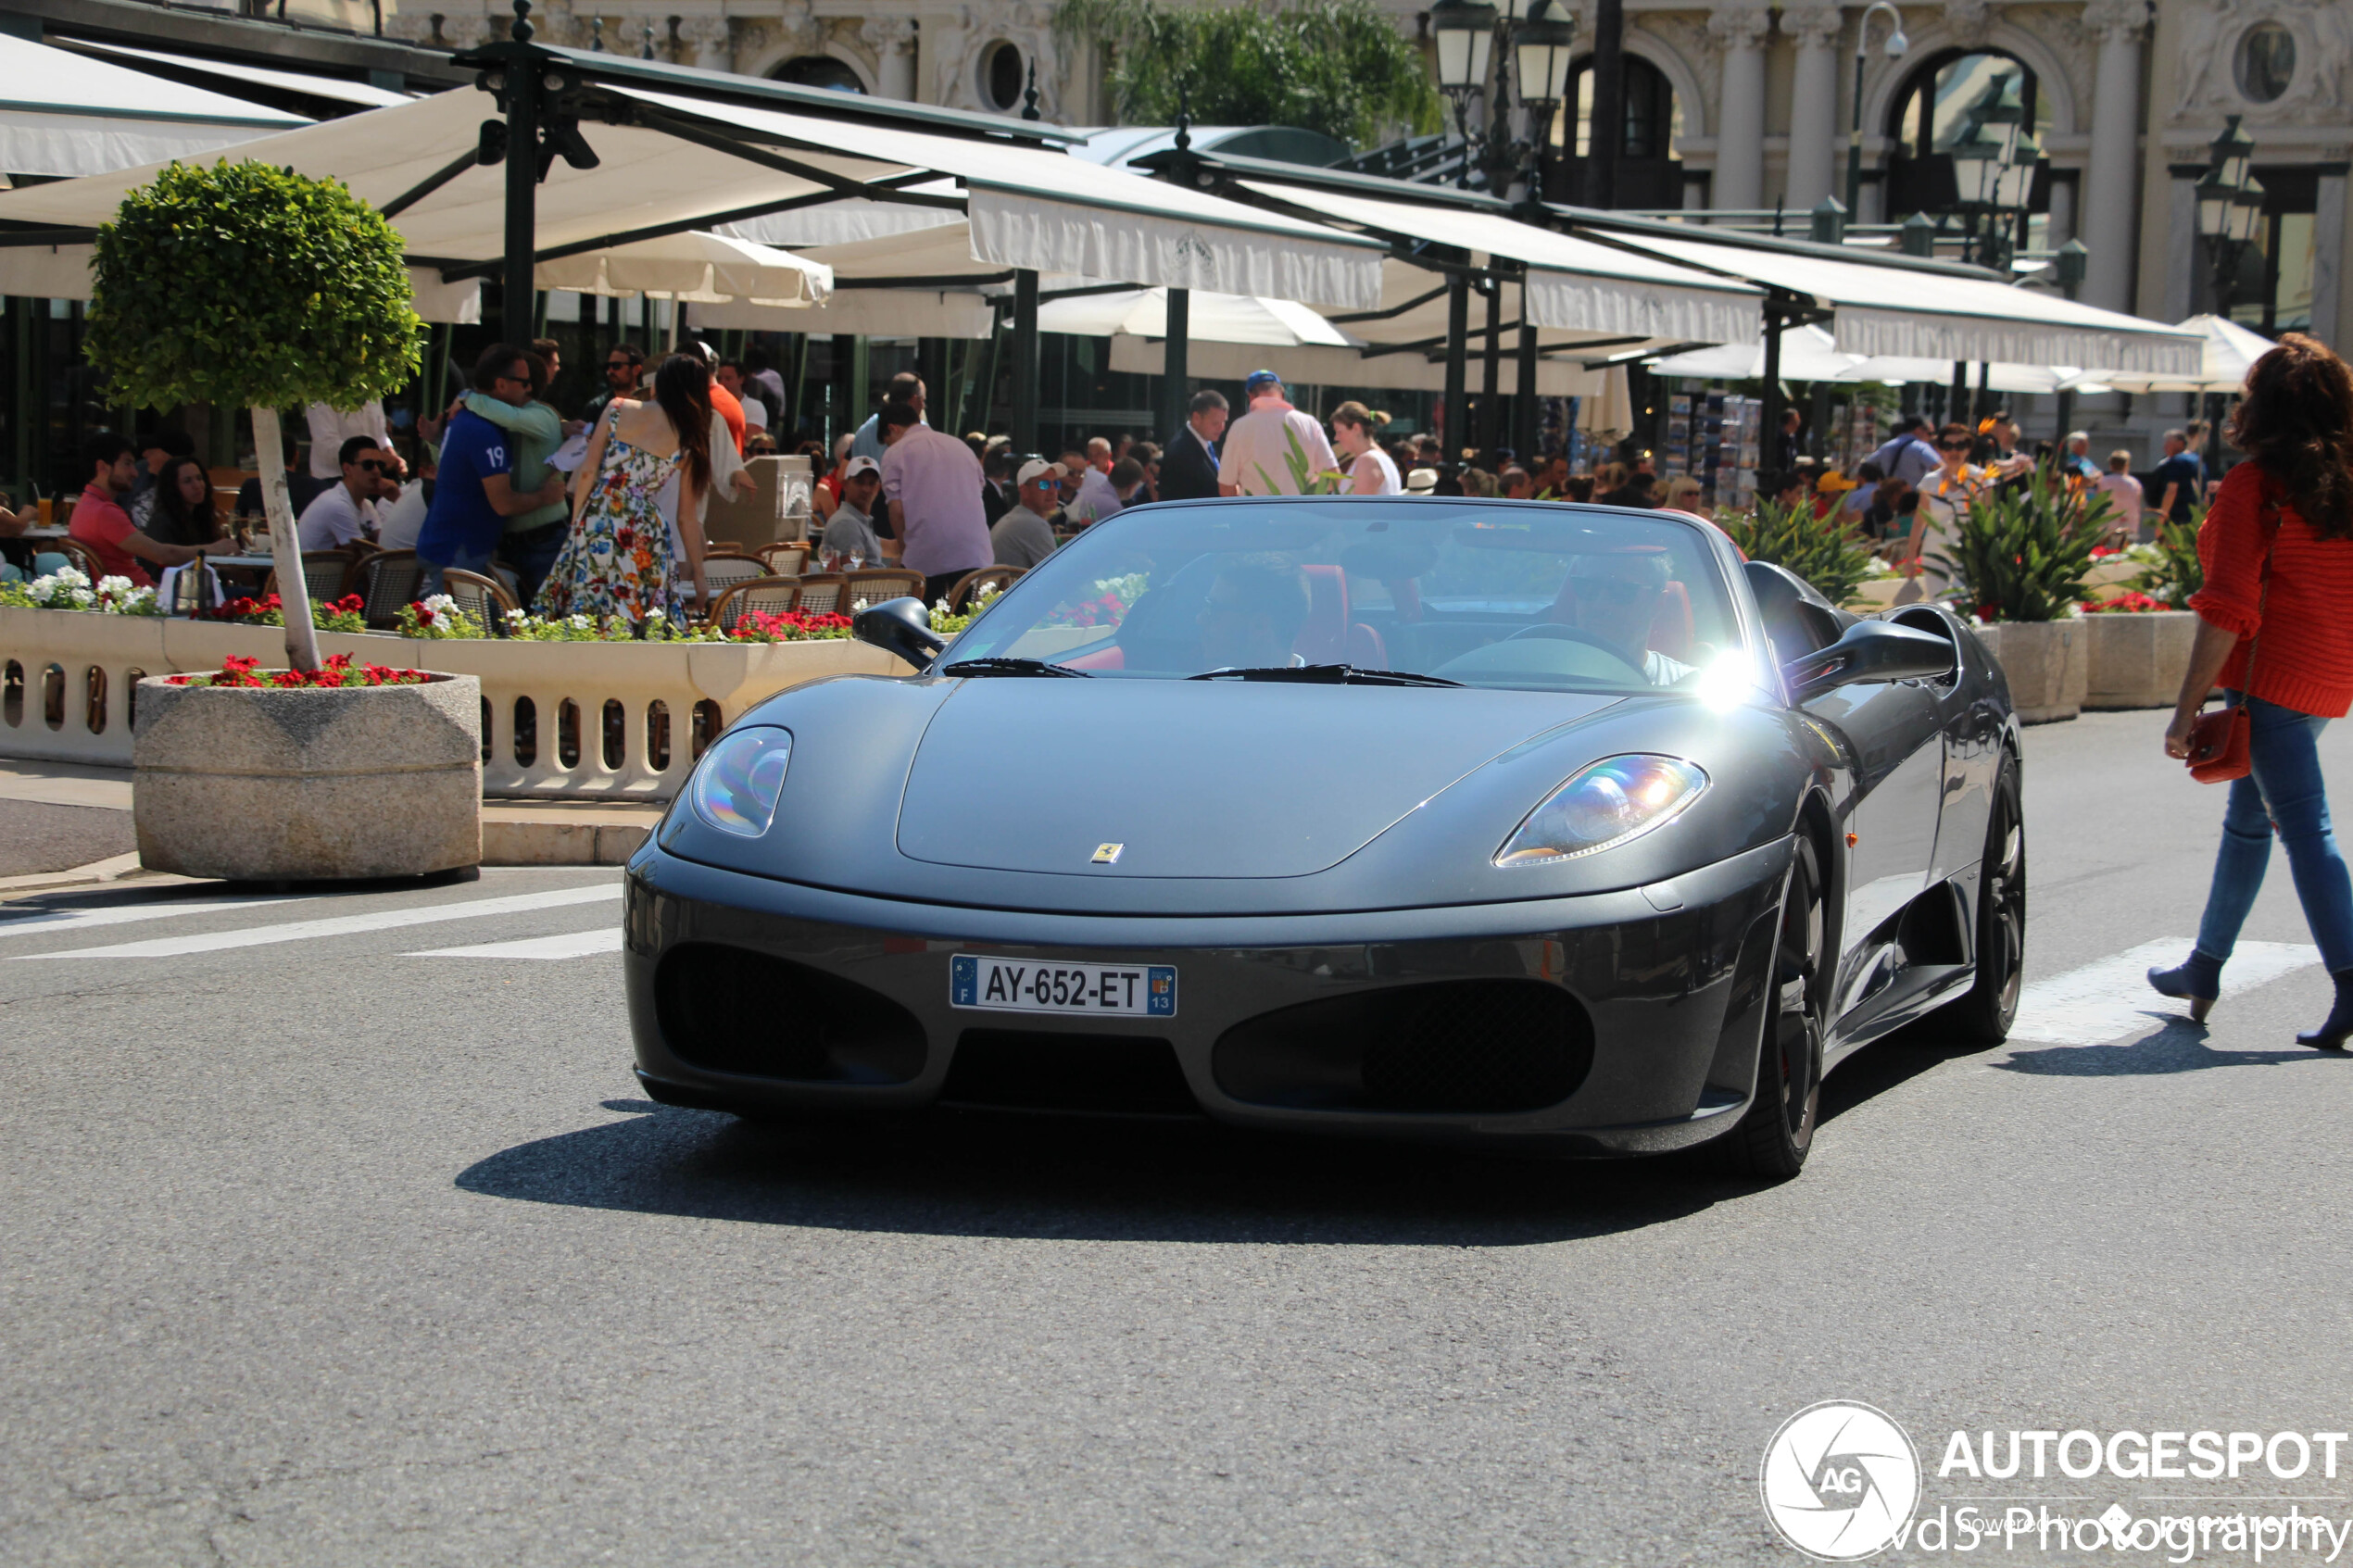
[464,379,571,606]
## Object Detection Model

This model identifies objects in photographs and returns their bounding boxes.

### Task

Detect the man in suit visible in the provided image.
[1157,389,1228,502]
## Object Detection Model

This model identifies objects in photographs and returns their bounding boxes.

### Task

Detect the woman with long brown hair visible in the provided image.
[2151,333,2353,1046]
[535,352,711,629]
[145,455,230,549]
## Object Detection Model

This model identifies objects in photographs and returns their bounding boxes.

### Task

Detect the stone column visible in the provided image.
[1782,6,1844,212]
[2160,160,2204,322]
[863,16,919,101]
[1709,2,1772,211]
[676,16,733,73]
[2079,0,2150,312]
[2313,159,2348,346]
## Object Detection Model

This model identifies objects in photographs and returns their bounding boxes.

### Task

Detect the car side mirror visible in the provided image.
[853,596,945,669]
[1784,619,1956,703]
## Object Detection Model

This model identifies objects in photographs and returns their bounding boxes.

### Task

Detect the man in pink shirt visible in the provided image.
[70,432,205,588]
[1216,370,1339,496]
[878,400,991,604]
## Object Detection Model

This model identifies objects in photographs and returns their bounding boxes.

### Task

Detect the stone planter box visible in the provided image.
[0,606,901,797]
[133,673,482,882]
[1971,620,2087,723]
[2082,609,2199,710]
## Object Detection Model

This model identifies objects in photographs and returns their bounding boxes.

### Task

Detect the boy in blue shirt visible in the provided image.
[418,343,570,596]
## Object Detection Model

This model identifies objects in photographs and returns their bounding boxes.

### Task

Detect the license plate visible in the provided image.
[950,954,1177,1017]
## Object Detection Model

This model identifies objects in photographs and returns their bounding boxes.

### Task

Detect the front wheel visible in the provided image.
[1941,753,2025,1044]
[1717,836,1824,1181]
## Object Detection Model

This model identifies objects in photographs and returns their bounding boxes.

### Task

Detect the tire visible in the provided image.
[1941,752,2025,1044]
[1717,836,1825,1181]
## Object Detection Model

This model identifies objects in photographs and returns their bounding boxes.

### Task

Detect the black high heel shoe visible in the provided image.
[2296,969,2353,1050]
[2147,950,2221,1023]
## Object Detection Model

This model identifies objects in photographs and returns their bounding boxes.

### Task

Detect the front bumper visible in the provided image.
[623,837,1793,1156]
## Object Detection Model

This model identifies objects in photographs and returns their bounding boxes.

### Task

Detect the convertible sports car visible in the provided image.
[624,497,2022,1177]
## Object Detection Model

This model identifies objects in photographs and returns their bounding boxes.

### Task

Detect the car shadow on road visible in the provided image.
[1990,1017,2345,1075]
[456,1098,1762,1246]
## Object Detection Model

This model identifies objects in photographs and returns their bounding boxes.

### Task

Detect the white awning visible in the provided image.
[698,291,998,339]
[1652,324,1861,382]
[0,239,481,323]
[71,41,417,110]
[610,86,1386,307]
[1833,358,2081,395]
[0,32,308,178]
[535,230,830,305]
[1584,227,2203,374]
[1037,287,1357,346]
[1105,333,1604,396]
[1233,178,1762,343]
[2087,313,2277,394]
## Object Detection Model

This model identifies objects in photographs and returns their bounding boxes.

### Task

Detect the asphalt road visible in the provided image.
[4,708,2351,1566]
[0,797,136,876]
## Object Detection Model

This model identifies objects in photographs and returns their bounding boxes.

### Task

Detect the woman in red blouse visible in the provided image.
[2151,334,2353,1046]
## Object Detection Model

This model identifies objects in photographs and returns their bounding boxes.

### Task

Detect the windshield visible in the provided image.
[943,500,1750,694]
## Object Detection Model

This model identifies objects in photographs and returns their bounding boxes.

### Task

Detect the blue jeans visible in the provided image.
[2195,692,2353,973]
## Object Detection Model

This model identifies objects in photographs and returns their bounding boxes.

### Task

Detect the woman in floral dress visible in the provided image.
[536,354,712,628]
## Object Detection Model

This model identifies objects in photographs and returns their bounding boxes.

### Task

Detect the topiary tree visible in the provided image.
[85,160,423,671]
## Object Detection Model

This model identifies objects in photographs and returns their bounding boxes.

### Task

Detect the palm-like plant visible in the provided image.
[2131,508,2206,608]
[1929,467,2113,623]
[1717,498,1879,608]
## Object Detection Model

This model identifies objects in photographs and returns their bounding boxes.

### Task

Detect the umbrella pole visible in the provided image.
[1758,294,1790,480]
[1443,275,1469,479]
[1162,288,1190,445]
[1010,270,1040,454]
[1480,280,1503,468]
[1515,307,1540,465]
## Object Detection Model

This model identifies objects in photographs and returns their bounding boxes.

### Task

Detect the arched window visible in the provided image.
[1887,51,2048,159]
[771,55,866,94]
[1555,54,1680,161]
[978,41,1026,112]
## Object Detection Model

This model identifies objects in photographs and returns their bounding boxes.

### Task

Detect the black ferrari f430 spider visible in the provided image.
[624,497,2021,1178]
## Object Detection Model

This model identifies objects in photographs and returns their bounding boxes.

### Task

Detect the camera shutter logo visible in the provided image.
[1759,1401,1920,1562]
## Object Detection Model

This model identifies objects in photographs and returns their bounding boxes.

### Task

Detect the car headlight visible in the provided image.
[1495,755,1708,868]
[687,726,793,837]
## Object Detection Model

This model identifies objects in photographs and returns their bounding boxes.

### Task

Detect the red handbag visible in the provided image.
[2184,493,2279,784]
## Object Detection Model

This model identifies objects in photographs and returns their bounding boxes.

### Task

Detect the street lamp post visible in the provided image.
[1843,1,1908,220]
[2196,115,2262,474]
[1430,0,1498,189]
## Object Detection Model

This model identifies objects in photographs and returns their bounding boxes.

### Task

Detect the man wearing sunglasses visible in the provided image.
[1554,552,1693,684]
[297,434,402,550]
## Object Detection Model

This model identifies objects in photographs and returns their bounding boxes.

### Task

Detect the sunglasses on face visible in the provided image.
[1938,442,1970,452]
[355,459,391,474]
[1569,575,1655,606]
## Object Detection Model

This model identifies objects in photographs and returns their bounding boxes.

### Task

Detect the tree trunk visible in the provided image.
[252,404,321,672]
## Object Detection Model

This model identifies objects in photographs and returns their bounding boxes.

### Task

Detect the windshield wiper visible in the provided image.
[1188,663,1462,687]
[939,657,1092,678]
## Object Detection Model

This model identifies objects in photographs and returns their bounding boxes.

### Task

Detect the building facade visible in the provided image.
[390,0,2353,345]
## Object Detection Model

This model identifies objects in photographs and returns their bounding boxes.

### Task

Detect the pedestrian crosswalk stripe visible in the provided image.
[406,928,623,960]
[2007,938,2322,1045]
[18,884,622,960]
[0,895,310,941]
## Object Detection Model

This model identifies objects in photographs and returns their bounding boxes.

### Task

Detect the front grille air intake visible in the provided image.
[655,943,926,1085]
[1213,980,1593,1113]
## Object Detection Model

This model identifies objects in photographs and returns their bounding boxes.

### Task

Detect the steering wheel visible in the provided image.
[1505,622,1651,678]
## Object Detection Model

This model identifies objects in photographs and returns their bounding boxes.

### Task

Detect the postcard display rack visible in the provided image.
[1663,393,1761,510]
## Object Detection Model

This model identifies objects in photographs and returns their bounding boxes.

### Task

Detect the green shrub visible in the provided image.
[1717,498,1879,608]
[2131,508,2205,608]
[1930,467,2110,622]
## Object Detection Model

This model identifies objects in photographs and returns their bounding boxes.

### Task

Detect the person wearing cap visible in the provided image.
[1813,467,1858,520]
[1403,467,1440,495]
[820,455,884,569]
[1217,370,1339,497]
[991,458,1064,570]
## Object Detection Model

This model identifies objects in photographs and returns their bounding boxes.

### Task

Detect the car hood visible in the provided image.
[895,680,1619,878]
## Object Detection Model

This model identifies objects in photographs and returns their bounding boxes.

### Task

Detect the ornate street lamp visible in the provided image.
[1513,0,1576,195]
[1431,0,1499,116]
[1844,0,1908,218]
[2197,115,2265,317]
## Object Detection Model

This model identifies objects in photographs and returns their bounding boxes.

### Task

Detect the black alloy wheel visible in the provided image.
[1719,836,1825,1180]
[1944,753,2026,1043]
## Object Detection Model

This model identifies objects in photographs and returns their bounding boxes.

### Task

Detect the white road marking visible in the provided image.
[0,896,310,940]
[405,928,623,960]
[2007,938,2322,1045]
[19,884,622,960]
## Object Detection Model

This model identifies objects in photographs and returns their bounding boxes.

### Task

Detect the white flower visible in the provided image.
[568,614,591,630]
[422,593,458,616]
[52,566,90,590]
[69,587,95,608]
[96,575,134,597]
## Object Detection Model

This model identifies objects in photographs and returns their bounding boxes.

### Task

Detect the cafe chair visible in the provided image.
[439,568,520,630]
[947,566,1022,612]
[758,542,810,577]
[54,536,108,582]
[843,568,926,614]
[709,575,803,633]
[263,550,359,607]
[349,549,425,630]
[791,573,847,614]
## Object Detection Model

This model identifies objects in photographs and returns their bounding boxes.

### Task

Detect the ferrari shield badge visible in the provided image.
[1091,843,1125,865]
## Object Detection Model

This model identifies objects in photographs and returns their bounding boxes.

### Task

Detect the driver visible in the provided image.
[1198,556,1311,670]
[1556,551,1694,684]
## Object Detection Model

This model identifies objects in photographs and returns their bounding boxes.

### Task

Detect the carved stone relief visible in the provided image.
[2172,0,2353,126]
